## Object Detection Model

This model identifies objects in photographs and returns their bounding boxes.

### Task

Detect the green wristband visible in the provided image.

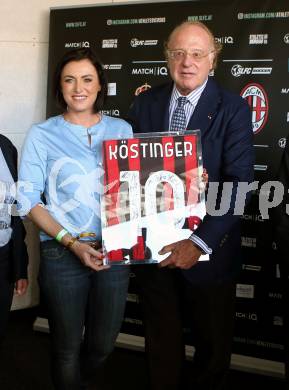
[55,228,68,242]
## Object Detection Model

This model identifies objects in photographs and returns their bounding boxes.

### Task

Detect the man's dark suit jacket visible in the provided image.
[0,134,28,282]
[127,78,254,285]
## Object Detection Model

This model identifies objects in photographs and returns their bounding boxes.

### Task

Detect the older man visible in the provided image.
[128,21,254,390]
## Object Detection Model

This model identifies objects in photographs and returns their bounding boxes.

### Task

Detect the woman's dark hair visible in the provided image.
[53,48,107,113]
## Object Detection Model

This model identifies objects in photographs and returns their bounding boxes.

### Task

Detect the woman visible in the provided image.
[0,134,28,343]
[19,48,132,390]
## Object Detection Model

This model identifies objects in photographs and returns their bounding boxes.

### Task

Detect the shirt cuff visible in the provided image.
[189,234,212,255]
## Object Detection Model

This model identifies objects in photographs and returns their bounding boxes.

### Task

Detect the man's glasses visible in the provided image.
[166,49,215,62]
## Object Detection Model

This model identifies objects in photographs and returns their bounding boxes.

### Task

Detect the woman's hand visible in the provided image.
[14,279,28,296]
[28,205,109,272]
[70,241,110,271]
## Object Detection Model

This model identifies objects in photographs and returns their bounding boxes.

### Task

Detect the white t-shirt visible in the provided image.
[0,148,14,247]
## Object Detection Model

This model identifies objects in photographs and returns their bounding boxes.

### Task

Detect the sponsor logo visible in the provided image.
[284,33,289,44]
[65,21,87,28]
[241,214,264,222]
[232,65,250,77]
[215,36,234,44]
[126,293,139,303]
[238,11,289,20]
[278,138,287,148]
[64,41,89,48]
[241,236,257,248]
[103,64,122,70]
[231,64,272,77]
[234,337,284,350]
[123,317,143,325]
[269,292,282,299]
[241,83,269,134]
[281,88,289,94]
[102,39,118,48]
[107,17,165,26]
[249,34,268,44]
[101,109,120,117]
[242,265,262,272]
[249,67,272,75]
[273,316,283,326]
[107,83,116,96]
[188,15,213,21]
[132,66,168,76]
[130,38,158,47]
[236,284,254,299]
[236,312,258,321]
[135,83,151,96]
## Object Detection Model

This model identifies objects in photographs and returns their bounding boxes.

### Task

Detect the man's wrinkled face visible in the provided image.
[166,24,215,95]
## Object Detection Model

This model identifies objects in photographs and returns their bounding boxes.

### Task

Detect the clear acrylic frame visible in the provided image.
[101,130,208,265]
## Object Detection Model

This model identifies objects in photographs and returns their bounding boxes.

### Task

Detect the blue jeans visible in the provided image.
[39,240,129,390]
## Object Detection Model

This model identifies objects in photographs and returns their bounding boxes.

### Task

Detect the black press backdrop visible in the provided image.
[46,0,289,365]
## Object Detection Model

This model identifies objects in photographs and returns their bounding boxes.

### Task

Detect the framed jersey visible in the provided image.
[101,130,208,265]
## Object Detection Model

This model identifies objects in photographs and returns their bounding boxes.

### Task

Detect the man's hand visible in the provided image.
[158,239,202,269]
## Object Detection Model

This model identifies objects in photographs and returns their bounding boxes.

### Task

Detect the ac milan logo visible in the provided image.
[135,83,151,96]
[240,83,269,134]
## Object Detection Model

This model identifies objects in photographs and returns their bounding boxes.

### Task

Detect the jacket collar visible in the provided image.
[150,82,173,132]
[0,136,17,181]
[187,78,221,138]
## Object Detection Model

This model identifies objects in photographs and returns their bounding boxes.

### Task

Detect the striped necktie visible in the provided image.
[170,96,188,132]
